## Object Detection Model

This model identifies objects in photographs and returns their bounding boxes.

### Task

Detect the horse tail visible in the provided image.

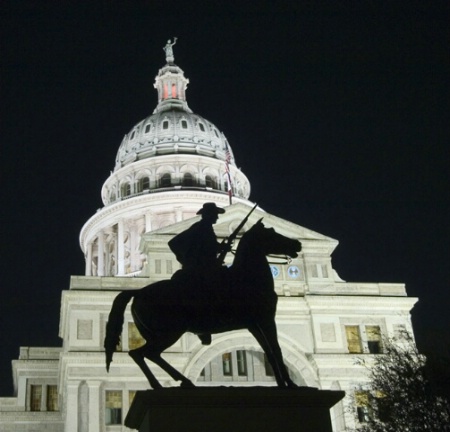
[104,290,137,372]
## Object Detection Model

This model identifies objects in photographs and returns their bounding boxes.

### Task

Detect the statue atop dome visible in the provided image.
[163,37,177,63]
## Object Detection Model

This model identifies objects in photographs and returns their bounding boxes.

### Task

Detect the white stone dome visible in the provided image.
[114,110,235,171]
[114,62,235,172]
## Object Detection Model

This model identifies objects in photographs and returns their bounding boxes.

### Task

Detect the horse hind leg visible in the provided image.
[129,345,163,389]
[130,334,195,389]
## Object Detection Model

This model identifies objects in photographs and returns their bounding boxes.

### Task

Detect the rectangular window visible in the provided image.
[129,391,136,408]
[166,260,173,274]
[105,391,122,425]
[355,391,371,423]
[155,259,161,274]
[47,385,58,411]
[345,326,362,353]
[264,354,275,377]
[366,326,383,354]
[222,353,232,376]
[128,322,145,350]
[30,385,42,411]
[321,265,329,278]
[236,350,248,376]
[309,265,318,278]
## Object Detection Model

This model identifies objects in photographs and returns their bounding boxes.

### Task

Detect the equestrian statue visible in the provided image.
[104,202,302,388]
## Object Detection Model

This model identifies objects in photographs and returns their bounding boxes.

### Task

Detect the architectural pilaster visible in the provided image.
[87,380,102,431]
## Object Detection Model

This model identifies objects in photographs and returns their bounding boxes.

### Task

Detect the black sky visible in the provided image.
[1,1,449,395]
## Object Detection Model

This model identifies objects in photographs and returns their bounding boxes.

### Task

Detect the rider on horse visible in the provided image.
[169,202,230,345]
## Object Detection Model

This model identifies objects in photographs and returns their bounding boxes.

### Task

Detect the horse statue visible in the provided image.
[104,219,302,388]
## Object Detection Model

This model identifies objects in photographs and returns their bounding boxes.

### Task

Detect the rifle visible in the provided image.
[217,203,258,265]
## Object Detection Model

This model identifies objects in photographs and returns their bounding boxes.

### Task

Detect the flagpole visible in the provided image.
[225,142,233,205]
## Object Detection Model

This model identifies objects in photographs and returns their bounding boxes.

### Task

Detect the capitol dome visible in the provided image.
[80,43,253,277]
[114,107,235,172]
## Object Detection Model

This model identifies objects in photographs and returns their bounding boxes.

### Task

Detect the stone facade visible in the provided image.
[0,47,417,432]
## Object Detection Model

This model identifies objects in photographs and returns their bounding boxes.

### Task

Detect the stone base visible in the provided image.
[125,387,345,432]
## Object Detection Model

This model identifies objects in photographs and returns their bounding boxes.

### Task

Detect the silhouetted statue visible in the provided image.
[169,202,228,345]
[105,218,302,389]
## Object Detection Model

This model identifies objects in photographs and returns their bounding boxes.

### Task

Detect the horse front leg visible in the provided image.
[249,322,298,388]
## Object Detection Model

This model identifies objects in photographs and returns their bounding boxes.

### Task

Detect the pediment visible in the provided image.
[143,202,338,254]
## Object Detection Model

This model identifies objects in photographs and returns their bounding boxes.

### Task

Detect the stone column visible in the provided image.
[85,242,92,276]
[97,232,105,277]
[117,220,125,276]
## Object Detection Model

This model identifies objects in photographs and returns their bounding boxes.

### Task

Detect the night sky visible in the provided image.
[1,1,449,395]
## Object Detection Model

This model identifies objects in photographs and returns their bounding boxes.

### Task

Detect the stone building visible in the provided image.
[0,45,417,432]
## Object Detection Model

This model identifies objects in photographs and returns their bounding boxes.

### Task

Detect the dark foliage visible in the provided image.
[354,332,450,432]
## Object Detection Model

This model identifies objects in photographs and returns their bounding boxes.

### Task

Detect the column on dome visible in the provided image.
[117,220,125,276]
[97,231,105,277]
[85,242,92,276]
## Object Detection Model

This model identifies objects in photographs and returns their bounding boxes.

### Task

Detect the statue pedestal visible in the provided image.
[125,387,345,432]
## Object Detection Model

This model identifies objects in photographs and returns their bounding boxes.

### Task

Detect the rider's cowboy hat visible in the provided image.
[197,202,225,215]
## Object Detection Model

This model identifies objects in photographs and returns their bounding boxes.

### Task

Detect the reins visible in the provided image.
[226,249,292,266]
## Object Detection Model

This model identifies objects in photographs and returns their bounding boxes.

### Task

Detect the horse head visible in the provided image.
[247,219,301,258]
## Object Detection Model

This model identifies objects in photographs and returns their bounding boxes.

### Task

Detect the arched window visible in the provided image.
[141,177,150,190]
[121,183,131,197]
[205,175,216,189]
[182,173,194,187]
[198,122,205,132]
[160,173,171,188]
[144,124,151,133]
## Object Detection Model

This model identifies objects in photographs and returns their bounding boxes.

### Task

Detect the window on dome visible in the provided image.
[182,173,194,187]
[144,124,151,133]
[171,83,177,98]
[214,129,219,137]
[181,120,188,129]
[162,120,169,130]
[121,183,131,197]
[160,173,171,188]
[141,177,150,190]
[130,131,135,140]
[205,175,216,189]
[198,122,205,132]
